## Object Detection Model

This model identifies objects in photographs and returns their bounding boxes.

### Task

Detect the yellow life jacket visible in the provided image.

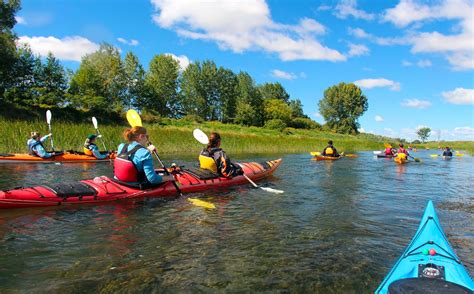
[199,154,217,172]
[325,147,334,155]
[83,146,93,156]
[397,153,407,160]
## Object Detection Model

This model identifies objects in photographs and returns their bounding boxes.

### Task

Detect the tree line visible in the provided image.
[1,0,369,134]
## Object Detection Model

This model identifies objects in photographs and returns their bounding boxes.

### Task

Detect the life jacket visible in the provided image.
[114,144,146,182]
[199,149,217,172]
[83,143,96,156]
[398,147,407,154]
[28,140,44,156]
[325,147,334,155]
[397,153,407,160]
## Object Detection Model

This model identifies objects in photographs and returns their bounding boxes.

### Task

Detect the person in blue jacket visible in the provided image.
[83,134,108,159]
[114,126,173,185]
[27,132,59,158]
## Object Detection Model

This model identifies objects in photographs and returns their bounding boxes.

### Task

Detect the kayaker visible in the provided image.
[114,126,174,185]
[199,132,244,178]
[384,146,396,156]
[83,134,108,159]
[321,140,340,157]
[396,143,409,161]
[27,132,59,158]
[442,146,453,157]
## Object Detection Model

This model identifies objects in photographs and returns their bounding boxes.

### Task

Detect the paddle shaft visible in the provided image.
[243,174,259,188]
[147,140,183,196]
[95,127,108,151]
[47,123,55,151]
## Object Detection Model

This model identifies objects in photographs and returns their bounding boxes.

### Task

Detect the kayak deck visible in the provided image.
[0,151,115,163]
[375,201,474,293]
[0,159,282,209]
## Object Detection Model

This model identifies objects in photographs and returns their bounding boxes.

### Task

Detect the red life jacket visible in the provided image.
[113,144,145,182]
[398,147,408,154]
[385,147,392,155]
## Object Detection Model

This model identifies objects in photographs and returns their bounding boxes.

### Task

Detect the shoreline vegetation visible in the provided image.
[1,113,472,155]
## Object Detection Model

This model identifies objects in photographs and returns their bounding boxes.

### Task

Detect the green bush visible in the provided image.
[288,117,321,129]
[264,119,287,131]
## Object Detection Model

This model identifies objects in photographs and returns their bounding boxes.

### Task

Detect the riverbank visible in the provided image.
[1,118,472,154]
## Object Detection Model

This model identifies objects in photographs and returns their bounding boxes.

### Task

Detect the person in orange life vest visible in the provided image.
[83,134,108,159]
[27,131,60,158]
[396,143,410,160]
[321,140,340,157]
[199,132,244,178]
[114,126,174,185]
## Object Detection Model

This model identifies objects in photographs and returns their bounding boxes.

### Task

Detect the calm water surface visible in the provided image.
[0,151,472,293]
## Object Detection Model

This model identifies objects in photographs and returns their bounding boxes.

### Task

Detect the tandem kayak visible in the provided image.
[0,151,116,163]
[375,201,474,293]
[377,154,394,158]
[394,157,408,165]
[0,159,282,209]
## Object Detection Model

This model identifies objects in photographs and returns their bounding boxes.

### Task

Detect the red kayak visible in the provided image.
[0,159,282,209]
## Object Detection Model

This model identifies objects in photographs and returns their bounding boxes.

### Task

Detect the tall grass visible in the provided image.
[1,118,471,155]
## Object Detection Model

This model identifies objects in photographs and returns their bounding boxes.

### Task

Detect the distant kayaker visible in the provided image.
[199,132,244,178]
[27,132,60,158]
[322,140,340,157]
[114,126,174,185]
[83,134,108,159]
[384,146,396,156]
[396,143,409,160]
[442,146,453,157]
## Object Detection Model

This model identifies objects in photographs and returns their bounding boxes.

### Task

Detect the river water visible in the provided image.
[0,151,472,293]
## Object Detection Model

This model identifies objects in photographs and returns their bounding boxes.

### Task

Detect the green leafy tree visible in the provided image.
[259,82,290,103]
[235,72,263,126]
[123,52,145,110]
[35,52,67,106]
[318,82,368,134]
[69,43,125,112]
[289,99,305,118]
[216,67,238,123]
[0,0,21,100]
[264,98,292,124]
[416,127,431,143]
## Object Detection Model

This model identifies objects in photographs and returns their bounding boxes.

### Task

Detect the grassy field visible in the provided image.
[0,117,472,155]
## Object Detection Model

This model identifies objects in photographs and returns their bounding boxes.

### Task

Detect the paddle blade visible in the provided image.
[261,187,284,194]
[193,128,209,145]
[188,198,215,209]
[126,109,142,127]
[414,158,421,162]
[92,117,98,129]
[310,152,321,156]
[345,154,358,158]
[373,151,382,155]
[46,110,52,124]
[455,153,464,157]
[430,154,439,157]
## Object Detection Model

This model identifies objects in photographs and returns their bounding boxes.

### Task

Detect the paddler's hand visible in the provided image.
[147,144,156,153]
[161,175,175,182]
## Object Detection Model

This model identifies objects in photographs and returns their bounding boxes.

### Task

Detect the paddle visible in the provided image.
[92,117,108,152]
[188,198,216,209]
[126,109,183,196]
[408,155,421,162]
[193,128,284,194]
[373,151,382,155]
[46,110,54,151]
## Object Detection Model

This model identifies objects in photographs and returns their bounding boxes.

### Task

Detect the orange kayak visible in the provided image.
[313,155,343,161]
[394,157,408,164]
[0,151,116,163]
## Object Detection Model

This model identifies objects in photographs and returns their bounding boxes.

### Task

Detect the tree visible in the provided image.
[318,82,368,134]
[142,54,180,117]
[123,52,145,110]
[259,82,290,103]
[235,72,263,126]
[264,99,292,124]
[36,52,67,106]
[0,0,21,100]
[216,67,238,123]
[289,99,305,118]
[416,127,431,143]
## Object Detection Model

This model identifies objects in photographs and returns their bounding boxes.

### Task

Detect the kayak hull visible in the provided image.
[0,152,115,163]
[0,159,282,209]
[377,154,394,158]
[375,201,474,293]
[394,157,408,164]
[312,155,343,161]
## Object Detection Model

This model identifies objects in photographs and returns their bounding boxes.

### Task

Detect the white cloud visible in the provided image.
[347,43,370,57]
[354,78,401,91]
[15,16,26,25]
[382,0,474,70]
[401,99,432,108]
[416,59,432,67]
[17,36,100,62]
[117,37,139,46]
[334,0,375,20]
[453,126,474,137]
[150,0,346,62]
[165,53,191,71]
[358,127,365,133]
[441,88,474,105]
[348,27,409,46]
[271,69,297,80]
[299,72,307,79]
[402,60,413,66]
[375,115,384,122]
[317,5,332,11]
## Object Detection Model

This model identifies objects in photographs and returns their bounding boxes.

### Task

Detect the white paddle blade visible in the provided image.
[92,117,98,129]
[193,128,209,145]
[373,151,382,155]
[261,187,284,194]
[46,110,52,124]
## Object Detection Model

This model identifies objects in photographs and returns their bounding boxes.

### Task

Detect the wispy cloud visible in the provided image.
[165,53,191,71]
[15,16,27,25]
[441,88,474,105]
[150,0,346,62]
[347,43,370,57]
[117,37,139,46]
[354,78,401,91]
[375,115,384,122]
[334,0,375,20]
[401,99,432,109]
[18,36,100,62]
[271,69,297,80]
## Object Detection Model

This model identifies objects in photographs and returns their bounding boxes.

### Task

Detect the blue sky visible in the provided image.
[14,0,474,141]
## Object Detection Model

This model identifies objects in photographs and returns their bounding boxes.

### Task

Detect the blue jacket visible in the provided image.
[86,143,107,159]
[27,135,53,158]
[117,141,162,184]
